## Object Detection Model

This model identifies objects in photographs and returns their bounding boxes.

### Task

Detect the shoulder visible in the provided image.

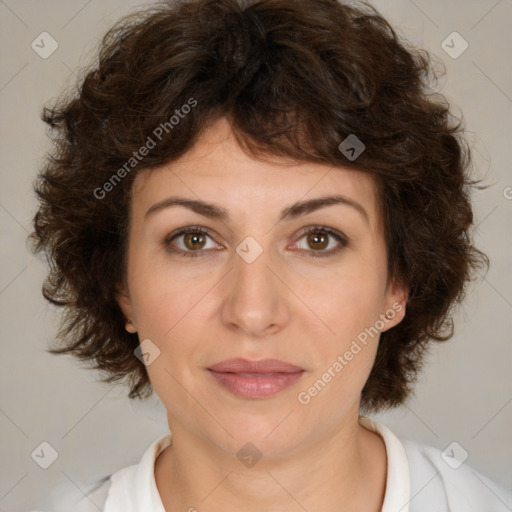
[361,417,511,512]
[27,475,112,512]
[401,437,512,512]
[28,433,171,512]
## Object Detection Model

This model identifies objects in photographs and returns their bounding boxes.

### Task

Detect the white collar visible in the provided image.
[360,416,411,512]
[104,433,171,512]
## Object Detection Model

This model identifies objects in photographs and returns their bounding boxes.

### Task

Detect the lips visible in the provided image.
[207,358,305,399]
[208,358,303,373]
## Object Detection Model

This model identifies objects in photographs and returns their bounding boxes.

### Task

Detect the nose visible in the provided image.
[220,243,291,338]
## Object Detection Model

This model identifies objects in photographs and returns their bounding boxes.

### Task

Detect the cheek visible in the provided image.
[127,243,200,332]
[127,254,212,368]
[306,256,387,386]
[298,276,385,410]
[324,262,387,336]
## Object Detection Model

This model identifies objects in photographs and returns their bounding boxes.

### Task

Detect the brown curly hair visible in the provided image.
[30,0,488,412]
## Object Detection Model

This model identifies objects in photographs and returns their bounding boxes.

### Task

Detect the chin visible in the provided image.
[210,411,306,458]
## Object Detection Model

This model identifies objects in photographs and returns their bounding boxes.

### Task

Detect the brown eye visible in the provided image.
[183,232,207,250]
[293,226,348,258]
[306,232,329,250]
[164,226,218,258]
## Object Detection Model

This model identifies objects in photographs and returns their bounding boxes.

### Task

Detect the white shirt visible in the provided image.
[31,417,511,511]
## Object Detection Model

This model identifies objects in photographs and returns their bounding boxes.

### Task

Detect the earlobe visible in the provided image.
[115,285,137,333]
[382,279,408,332]
[125,318,137,333]
[380,302,406,333]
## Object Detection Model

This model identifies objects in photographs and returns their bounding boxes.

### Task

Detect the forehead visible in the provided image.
[131,118,381,230]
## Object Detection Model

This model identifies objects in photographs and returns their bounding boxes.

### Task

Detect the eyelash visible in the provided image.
[163,225,348,259]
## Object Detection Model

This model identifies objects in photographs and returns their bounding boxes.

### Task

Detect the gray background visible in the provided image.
[0,0,511,510]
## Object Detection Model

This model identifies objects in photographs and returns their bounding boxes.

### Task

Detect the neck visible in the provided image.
[155,414,387,512]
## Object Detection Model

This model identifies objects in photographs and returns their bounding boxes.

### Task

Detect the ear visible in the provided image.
[116,283,137,333]
[381,278,408,332]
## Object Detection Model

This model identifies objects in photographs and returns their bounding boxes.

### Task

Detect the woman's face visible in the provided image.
[118,117,407,458]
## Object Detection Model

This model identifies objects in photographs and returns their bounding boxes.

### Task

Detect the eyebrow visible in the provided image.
[144,194,370,225]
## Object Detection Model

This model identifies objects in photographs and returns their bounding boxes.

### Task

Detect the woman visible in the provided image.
[29,0,510,510]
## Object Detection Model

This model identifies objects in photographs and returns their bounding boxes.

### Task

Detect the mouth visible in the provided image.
[207,358,305,399]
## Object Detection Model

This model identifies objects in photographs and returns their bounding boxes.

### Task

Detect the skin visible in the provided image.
[117,117,408,512]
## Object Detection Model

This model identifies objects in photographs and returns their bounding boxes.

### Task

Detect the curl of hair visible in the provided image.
[30,0,489,411]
